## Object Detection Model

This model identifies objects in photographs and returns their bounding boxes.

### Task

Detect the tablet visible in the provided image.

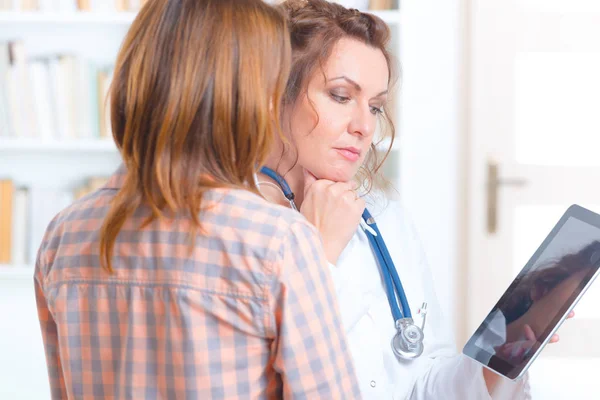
[462,204,600,380]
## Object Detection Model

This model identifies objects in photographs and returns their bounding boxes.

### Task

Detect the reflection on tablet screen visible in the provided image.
[477,217,600,368]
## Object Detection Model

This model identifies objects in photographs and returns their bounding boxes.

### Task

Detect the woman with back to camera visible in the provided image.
[257,0,573,398]
[34,0,361,398]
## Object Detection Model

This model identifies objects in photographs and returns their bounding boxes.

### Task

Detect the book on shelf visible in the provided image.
[0,176,108,267]
[0,0,147,12]
[0,179,14,264]
[0,40,114,142]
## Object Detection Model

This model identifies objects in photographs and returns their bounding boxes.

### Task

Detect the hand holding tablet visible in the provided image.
[463,205,600,380]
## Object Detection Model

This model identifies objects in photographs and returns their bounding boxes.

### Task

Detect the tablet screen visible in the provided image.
[465,209,600,379]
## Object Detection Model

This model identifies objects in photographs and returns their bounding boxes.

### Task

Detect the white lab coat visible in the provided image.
[328,197,531,399]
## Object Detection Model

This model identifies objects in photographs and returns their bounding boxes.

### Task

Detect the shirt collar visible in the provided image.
[104,163,128,189]
[102,163,225,190]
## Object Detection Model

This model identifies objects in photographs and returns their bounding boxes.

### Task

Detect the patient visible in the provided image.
[33,1,361,398]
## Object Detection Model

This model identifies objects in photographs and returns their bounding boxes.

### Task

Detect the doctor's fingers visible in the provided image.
[302,179,335,204]
[341,189,365,204]
[547,311,573,344]
[308,181,352,201]
[523,324,536,341]
[325,181,357,198]
[304,178,337,196]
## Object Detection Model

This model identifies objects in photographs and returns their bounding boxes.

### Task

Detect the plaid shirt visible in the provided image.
[35,165,362,400]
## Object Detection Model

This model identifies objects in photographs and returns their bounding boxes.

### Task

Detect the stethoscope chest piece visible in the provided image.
[392,318,425,359]
[392,302,428,360]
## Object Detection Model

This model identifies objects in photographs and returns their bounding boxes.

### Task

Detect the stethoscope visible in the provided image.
[259,166,428,359]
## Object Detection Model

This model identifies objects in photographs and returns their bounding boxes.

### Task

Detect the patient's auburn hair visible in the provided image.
[100,0,291,272]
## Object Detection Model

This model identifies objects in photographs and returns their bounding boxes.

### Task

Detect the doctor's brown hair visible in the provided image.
[100,0,291,272]
[278,0,397,192]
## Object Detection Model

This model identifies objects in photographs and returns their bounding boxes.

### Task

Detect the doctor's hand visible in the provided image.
[495,324,537,363]
[483,310,574,395]
[496,310,575,364]
[300,169,365,265]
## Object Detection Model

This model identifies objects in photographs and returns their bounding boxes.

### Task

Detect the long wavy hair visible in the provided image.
[100,0,291,272]
[278,0,397,193]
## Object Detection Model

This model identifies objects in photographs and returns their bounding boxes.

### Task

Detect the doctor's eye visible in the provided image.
[330,92,350,104]
[370,106,384,115]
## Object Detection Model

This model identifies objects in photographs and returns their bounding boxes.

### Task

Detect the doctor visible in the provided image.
[257,0,570,398]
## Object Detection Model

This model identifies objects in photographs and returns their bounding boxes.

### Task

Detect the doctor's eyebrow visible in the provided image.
[329,76,388,97]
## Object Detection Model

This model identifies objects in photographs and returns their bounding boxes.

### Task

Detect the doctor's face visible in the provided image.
[284,37,389,182]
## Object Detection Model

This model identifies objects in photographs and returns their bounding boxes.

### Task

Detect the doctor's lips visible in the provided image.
[334,146,361,162]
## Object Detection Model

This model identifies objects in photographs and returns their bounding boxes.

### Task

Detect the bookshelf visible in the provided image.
[0,4,403,264]
[0,3,404,399]
[0,9,401,25]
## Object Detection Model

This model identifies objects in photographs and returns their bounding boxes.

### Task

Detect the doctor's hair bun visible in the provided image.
[277,0,393,105]
[281,0,388,47]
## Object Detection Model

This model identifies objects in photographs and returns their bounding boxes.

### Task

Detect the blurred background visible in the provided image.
[1,0,599,398]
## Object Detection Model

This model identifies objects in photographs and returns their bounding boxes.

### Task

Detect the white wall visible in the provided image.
[0,278,51,399]
[398,0,465,344]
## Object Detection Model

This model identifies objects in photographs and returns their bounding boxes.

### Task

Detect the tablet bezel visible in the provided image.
[462,204,600,380]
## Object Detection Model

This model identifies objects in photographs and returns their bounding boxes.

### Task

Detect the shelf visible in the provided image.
[0,9,401,25]
[0,139,118,152]
[0,265,34,280]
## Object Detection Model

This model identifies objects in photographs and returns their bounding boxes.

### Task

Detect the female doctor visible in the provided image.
[257,0,571,398]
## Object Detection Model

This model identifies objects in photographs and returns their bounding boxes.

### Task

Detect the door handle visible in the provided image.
[487,161,527,234]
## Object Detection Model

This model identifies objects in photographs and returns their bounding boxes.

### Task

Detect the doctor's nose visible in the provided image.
[348,107,375,138]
